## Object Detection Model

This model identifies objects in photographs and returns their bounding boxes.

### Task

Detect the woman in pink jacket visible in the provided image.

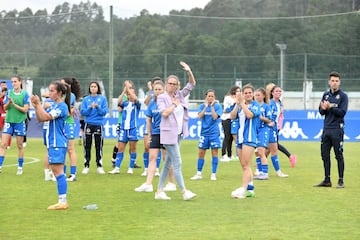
[154,61,197,201]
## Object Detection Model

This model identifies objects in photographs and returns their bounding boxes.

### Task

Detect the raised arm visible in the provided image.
[180,61,196,86]
[31,95,52,122]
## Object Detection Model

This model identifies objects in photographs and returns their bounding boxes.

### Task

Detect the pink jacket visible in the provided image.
[158,82,195,144]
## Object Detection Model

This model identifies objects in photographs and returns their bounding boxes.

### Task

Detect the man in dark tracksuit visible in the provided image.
[314,71,348,188]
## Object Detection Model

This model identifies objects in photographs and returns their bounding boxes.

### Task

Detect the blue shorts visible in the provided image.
[268,128,278,143]
[257,128,270,148]
[48,147,67,164]
[198,135,221,149]
[3,122,26,136]
[243,141,257,148]
[231,120,239,135]
[118,128,139,143]
[65,123,75,140]
[237,142,257,149]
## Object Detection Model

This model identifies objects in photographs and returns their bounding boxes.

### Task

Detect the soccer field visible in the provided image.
[0,138,359,240]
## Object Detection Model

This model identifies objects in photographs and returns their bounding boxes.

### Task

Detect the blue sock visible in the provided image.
[197,158,205,172]
[18,158,24,168]
[271,155,280,171]
[156,151,161,168]
[56,174,67,195]
[247,183,255,191]
[129,152,136,168]
[212,156,218,174]
[63,165,67,174]
[255,157,262,172]
[262,164,269,175]
[0,156,4,166]
[143,152,149,168]
[70,166,76,175]
[115,152,124,168]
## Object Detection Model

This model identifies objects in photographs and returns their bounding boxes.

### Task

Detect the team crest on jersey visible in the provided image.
[336,94,340,99]
[325,95,329,100]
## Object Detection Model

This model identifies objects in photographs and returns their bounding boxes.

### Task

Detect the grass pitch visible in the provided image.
[0,139,359,240]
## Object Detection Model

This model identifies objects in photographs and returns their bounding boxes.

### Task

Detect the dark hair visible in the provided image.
[265,83,276,99]
[329,71,340,79]
[62,77,82,101]
[228,86,240,95]
[153,80,164,88]
[152,76,162,84]
[205,89,216,97]
[88,81,101,95]
[50,81,71,114]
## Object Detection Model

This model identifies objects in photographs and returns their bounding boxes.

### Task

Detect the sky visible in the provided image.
[1,0,210,18]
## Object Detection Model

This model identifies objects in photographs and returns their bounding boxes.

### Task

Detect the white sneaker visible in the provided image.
[220,155,231,162]
[183,190,197,201]
[66,175,77,182]
[127,168,133,174]
[135,183,153,192]
[97,167,105,174]
[108,168,120,174]
[23,142,27,147]
[82,167,89,174]
[45,173,54,181]
[277,170,289,178]
[210,173,217,181]
[49,172,56,181]
[155,191,171,200]
[141,170,148,176]
[231,187,246,199]
[163,182,177,192]
[45,175,52,181]
[155,170,160,177]
[190,173,202,180]
[16,168,23,175]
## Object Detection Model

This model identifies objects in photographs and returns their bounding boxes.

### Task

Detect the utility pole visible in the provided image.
[276,43,287,89]
[108,5,114,114]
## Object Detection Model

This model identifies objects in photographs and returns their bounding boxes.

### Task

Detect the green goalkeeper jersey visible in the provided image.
[6,89,29,123]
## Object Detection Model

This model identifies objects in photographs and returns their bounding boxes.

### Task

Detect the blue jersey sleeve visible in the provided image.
[145,101,154,118]
[96,96,108,116]
[80,97,91,116]
[198,103,205,114]
[214,103,223,118]
[225,103,235,113]
[23,91,30,105]
[250,101,261,117]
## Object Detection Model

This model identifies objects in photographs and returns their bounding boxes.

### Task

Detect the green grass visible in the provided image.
[0,139,359,240]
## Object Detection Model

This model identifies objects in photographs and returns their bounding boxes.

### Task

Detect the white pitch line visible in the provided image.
[2,156,41,167]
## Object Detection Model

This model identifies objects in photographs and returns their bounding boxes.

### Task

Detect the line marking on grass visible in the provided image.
[3,156,41,168]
